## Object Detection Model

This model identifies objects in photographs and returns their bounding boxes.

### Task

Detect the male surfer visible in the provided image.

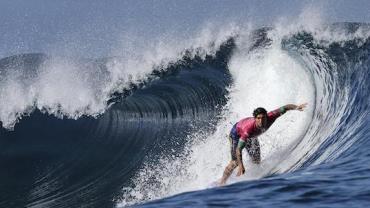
[219,103,307,185]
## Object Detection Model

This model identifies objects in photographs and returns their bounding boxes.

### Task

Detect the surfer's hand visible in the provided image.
[236,165,245,176]
[296,103,307,111]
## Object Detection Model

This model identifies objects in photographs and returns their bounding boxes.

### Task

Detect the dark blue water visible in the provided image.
[1,23,370,208]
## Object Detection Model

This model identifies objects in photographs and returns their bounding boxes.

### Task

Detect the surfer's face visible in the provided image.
[255,113,267,128]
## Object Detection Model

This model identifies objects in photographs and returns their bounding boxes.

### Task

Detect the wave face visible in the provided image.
[1,22,370,207]
[0,39,234,207]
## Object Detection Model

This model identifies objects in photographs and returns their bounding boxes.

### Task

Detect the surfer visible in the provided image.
[219,103,307,185]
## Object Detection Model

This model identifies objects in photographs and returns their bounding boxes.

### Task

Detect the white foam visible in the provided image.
[187,41,315,184]
[118,25,316,206]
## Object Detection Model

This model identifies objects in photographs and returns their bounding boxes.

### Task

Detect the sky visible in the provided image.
[0,0,369,58]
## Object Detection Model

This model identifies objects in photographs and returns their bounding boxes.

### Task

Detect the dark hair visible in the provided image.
[253,107,267,117]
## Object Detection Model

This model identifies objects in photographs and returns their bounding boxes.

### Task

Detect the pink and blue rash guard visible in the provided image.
[234,107,286,142]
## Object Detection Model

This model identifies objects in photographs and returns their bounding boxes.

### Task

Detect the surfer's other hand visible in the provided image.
[296,103,307,111]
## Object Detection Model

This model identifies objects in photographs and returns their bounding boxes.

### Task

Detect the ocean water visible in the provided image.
[0,20,370,208]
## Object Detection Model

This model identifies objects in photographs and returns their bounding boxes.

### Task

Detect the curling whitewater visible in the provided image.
[122,23,370,207]
[0,23,370,208]
[133,23,370,207]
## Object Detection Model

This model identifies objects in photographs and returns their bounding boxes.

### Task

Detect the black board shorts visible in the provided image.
[229,123,261,162]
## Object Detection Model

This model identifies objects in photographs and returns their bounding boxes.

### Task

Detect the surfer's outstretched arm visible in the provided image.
[283,103,307,111]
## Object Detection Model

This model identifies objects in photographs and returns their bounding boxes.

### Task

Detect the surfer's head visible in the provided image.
[253,107,267,128]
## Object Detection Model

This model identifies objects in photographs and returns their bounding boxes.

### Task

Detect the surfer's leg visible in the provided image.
[246,138,261,164]
[220,160,237,185]
[220,135,238,185]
